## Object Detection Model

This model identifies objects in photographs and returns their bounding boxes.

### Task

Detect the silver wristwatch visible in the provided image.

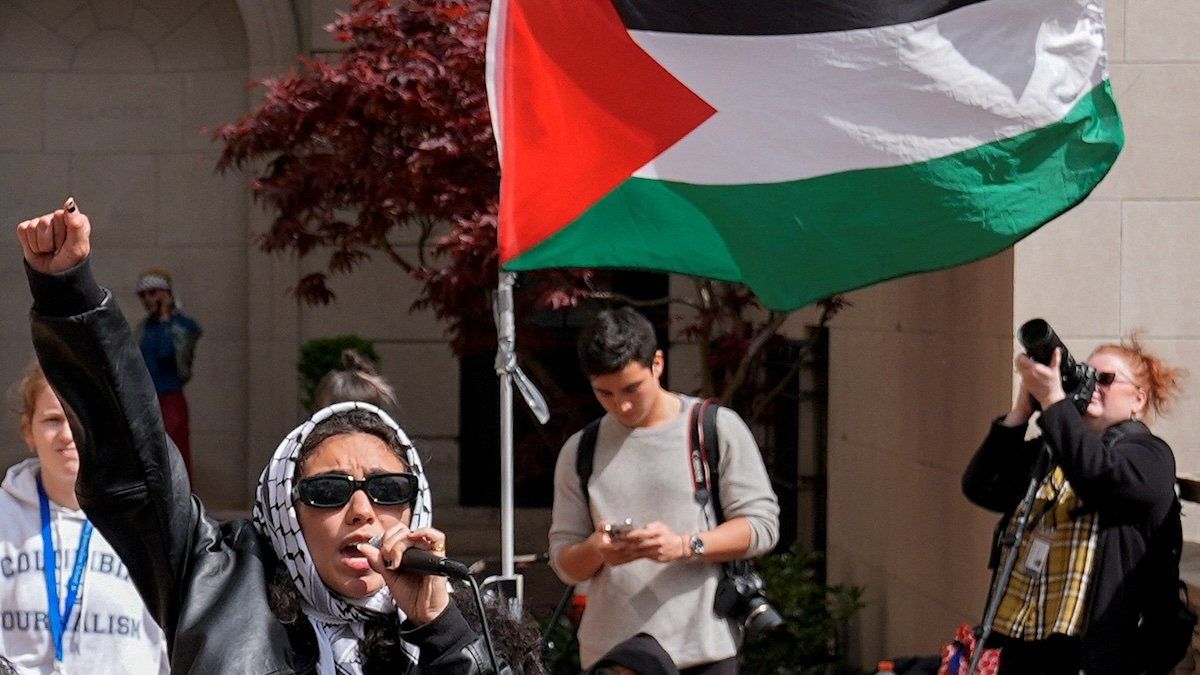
[688,534,706,558]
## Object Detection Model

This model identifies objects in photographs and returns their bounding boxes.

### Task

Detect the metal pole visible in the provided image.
[489,271,549,612]
[496,272,517,579]
[499,372,514,577]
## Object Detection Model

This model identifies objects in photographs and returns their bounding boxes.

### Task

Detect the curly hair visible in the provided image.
[266,568,406,672]
[453,587,546,674]
[1092,333,1187,417]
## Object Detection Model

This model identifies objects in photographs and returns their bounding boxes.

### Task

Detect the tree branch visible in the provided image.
[718,311,790,405]
[747,301,838,424]
[378,236,417,273]
[416,214,436,267]
[583,289,701,311]
[748,343,811,425]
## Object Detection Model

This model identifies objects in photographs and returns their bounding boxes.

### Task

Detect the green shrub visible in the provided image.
[541,610,581,675]
[740,543,865,674]
[297,335,380,411]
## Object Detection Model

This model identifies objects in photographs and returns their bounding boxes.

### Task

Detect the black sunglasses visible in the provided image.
[292,473,419,508]
[1096,371,1135,387]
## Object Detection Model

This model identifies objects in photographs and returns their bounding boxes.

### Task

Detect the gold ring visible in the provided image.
[433,543,446,553]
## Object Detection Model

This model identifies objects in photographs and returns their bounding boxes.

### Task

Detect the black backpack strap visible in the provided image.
[575,418,602,504]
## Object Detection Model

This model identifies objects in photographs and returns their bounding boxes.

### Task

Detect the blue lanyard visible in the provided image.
[36,476,93,665]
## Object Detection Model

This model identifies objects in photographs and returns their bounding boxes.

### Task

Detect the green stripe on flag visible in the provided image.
[503,80,1123,311]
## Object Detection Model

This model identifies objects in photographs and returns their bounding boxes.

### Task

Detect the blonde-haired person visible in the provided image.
[0,362,168,674]
[963,335,1187,675]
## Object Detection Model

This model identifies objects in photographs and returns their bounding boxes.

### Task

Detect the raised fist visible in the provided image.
[17,197,91,274]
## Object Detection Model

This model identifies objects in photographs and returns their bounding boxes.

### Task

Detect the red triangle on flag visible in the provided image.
[496,0,716,263]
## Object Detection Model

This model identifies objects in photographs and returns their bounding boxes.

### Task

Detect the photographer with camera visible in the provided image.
[962,324,1188,674]
[549,308,780,673]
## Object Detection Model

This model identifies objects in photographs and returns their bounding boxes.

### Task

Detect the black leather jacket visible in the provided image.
[27,260,502,674]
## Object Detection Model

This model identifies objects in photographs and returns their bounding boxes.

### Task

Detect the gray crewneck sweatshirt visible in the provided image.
[549,395,780,668]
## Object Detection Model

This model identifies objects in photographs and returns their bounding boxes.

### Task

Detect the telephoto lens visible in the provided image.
[1018,319,1069,369]
[743,595,786,641]
[1017,318,1098,414]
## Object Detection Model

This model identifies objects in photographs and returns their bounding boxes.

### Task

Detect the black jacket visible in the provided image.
[963,400,1181,674]
[27,260,501,674]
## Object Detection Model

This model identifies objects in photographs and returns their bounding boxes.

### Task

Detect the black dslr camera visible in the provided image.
[1017,319,1098,415]
[713,560,785,642]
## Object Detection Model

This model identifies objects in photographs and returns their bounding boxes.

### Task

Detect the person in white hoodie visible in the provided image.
[0,362,168,674]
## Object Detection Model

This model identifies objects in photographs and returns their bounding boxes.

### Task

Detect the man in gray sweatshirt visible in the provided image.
[549,307,780,673]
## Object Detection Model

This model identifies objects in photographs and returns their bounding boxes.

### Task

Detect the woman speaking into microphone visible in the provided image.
[16,199,506,673]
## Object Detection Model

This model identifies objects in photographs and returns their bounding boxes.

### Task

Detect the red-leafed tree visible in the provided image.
[215,0,596,358]
[215,0,845,494]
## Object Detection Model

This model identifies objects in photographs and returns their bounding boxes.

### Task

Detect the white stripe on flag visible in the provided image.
[630,0,1109,185]
[485,0,509,158]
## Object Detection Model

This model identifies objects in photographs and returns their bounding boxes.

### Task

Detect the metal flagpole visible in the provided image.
[495,272,518,581]
[492,271,550,611]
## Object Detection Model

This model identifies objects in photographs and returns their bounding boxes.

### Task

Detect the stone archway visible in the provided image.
[0,0,297,510]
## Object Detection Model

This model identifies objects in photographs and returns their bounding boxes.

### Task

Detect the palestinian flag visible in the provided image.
[487,0,1123,311]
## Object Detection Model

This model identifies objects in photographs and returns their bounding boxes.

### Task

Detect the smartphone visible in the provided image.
[602,518,635,540]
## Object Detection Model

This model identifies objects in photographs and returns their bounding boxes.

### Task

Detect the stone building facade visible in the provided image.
[826,3,1200,663]
[2,0,1199,668]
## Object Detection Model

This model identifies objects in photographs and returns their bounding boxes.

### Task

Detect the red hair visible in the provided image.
[1092,333,1186,417]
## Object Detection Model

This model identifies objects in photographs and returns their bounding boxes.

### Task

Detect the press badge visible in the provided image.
[1022,531,1053,576]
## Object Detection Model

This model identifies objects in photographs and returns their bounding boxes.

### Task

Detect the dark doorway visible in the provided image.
[756,327,829,573]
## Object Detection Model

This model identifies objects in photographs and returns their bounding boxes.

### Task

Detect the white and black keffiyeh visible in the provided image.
[253,401,433,674]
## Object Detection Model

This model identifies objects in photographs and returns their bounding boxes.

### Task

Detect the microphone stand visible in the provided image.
[967,441,1052,675]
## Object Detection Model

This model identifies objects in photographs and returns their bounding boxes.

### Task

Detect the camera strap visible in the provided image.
[690,401,765,584]
[688,399,725,522]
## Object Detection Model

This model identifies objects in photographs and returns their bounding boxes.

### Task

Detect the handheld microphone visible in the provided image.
[367,536,472,580]
[398,548,472,580]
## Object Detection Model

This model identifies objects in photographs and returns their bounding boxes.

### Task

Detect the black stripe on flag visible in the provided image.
[610,0,990,36]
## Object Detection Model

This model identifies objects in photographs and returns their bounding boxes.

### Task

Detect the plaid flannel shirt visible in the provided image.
[992,467,1099,639]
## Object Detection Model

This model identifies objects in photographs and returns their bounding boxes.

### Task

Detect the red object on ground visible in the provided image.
[569,591,588,627]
